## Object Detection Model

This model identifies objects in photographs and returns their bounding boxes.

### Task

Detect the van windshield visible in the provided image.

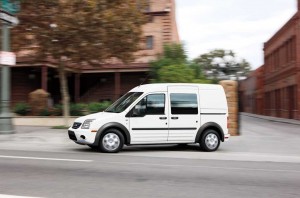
[105,92,143,113]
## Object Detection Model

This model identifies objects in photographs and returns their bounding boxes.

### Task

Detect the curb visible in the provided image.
[241,113,300,126]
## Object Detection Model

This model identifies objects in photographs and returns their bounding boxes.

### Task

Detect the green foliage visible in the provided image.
[151,43,188,82]
[151,43,211,84]
[13,102,113,116]
[88,101,112,113]
[39,108,51,116]
[70,103,87,116]
[13,103,31,116]
[51,125,69,129]
[52,104,63,116]
[157,64,194,83]
[194,49,252,81]
[163,43,187,64]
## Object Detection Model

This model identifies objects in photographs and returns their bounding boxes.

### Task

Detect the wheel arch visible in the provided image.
[92,122,131,146]
[195,122,225,143]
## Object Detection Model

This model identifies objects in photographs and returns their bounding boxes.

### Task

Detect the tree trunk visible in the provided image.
[58,60,70,127]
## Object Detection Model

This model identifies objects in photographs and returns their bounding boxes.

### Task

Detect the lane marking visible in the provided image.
[0,155,92,162]
[0,194,43,198]
[105,161,300,174]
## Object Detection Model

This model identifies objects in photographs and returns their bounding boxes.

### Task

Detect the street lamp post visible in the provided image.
[0,0,20,134]
[0,23,14,134]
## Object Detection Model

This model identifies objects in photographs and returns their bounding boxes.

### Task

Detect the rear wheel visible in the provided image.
[199,129,220,152]
[99,129,124,153]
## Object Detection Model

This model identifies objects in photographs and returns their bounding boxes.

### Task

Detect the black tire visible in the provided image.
[199,129,220,152]
[99,129,124,153]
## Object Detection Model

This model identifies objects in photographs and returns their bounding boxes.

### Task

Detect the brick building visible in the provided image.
[240,0,300,120]
[9,0,179,105]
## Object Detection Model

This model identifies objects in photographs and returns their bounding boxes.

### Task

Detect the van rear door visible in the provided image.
[167,86,200,143]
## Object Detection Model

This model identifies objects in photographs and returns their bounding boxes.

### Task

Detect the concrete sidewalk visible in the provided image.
[13,116,76,127]
[12,113,300,127]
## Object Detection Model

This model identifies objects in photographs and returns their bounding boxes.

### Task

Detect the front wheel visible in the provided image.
[99,129,124,153]
[199,129,220,152]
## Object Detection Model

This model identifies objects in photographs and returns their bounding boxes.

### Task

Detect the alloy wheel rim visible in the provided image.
[205,133,219,150]
[102,133,120,151]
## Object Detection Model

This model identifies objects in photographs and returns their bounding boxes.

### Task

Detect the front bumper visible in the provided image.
[68,128,97,145]
[68,130,77,141]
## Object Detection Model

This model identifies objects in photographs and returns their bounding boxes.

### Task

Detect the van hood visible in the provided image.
[75,112,115,123]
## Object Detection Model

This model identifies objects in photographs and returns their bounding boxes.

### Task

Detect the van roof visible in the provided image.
[130,83,223,92]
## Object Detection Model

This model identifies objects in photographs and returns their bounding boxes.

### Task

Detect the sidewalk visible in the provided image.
[241,112,300,126]
[13,116,76,126]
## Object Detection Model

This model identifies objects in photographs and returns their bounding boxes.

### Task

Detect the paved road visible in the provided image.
[0,115,299,198]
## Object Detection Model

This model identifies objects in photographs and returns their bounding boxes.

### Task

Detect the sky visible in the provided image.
[176,0,297,69]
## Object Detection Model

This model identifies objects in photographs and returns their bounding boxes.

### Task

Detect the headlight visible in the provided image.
[81,119,95,129]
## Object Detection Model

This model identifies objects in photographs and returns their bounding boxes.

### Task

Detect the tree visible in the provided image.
[12,0,148,125]
[157,64,194,83]
[150,43,211,83]
[150,43,187,82]
[194,49,252,82]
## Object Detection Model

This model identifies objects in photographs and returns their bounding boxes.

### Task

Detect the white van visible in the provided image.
[68,83,230,153]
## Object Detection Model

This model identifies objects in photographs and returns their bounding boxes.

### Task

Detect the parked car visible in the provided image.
[68,83,230,153]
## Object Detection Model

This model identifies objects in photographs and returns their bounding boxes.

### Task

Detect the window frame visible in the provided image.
[146,36,153,50]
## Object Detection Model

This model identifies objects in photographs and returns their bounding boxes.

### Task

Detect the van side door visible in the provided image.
[127,93,169,144]
[167,86,200,143]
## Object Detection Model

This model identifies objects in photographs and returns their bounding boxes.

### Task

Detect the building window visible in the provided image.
[146,36,153,50]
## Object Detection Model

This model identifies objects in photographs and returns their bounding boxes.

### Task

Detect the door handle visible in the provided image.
[171,117,178,120]
[159,117,167,120]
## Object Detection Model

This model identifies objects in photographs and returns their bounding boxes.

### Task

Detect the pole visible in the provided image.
[236,72,240,135]
[0,23,14,134]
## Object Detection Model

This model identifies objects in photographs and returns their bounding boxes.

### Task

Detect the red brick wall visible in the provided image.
[11,67,41,106]
[240,10,300,120]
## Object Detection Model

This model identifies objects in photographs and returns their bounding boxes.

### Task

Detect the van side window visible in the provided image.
[170,93,198,114]
[131,94,165,117]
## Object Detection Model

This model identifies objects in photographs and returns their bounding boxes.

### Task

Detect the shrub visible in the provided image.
[70,103,87,116]
[88,101,112,113]
[52,104,62,116]
[13,103,31,116]
[39,108,51,116]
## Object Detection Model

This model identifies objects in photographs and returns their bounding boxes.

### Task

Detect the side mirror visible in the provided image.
[126,97,147,117]
[132,105,146,117]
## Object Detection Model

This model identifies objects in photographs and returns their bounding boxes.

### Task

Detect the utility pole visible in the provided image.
[0,0,20,134]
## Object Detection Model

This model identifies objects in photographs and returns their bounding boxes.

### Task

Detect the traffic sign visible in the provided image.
[0,51,16,65]
[0,0,20,15]
[0,11,19,24]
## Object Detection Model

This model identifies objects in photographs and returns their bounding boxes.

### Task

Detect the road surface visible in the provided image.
[0,115,299,198]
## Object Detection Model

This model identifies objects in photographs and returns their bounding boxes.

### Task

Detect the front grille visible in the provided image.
[72,122,81,129]
[68,130,77,141]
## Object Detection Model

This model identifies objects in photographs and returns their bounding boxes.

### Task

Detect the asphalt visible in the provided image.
[0,114,299,198]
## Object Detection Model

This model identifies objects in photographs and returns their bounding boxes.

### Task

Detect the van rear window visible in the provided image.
[170,93,198,114]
